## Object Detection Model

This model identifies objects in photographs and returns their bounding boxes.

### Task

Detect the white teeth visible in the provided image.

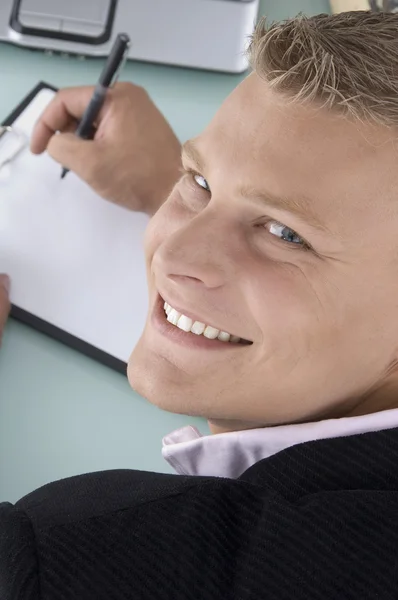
[203,326,219,339]
[177,314,193,332]
[163,301,242,343]
[218,331,231,342]
[191,321,206,335]
[167,308,181,326]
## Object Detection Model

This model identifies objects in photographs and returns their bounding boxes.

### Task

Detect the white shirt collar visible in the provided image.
[162,407,398,478]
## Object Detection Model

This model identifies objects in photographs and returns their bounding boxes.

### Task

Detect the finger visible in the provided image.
[47,132,103,180]
[0,274,10,344]
[63,121,79,135]
[30,85,96,154]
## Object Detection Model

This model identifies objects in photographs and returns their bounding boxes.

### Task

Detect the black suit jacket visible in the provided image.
[1,426,398,599]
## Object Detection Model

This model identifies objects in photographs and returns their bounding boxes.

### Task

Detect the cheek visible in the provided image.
[250,261,337,353]
[143,214,159,262]
[143,194,186,275]
[143,203,171,264]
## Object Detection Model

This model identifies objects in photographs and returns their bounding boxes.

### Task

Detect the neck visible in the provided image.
[208,419,264,435]
[344,377,398,418]
[208,376,398,435]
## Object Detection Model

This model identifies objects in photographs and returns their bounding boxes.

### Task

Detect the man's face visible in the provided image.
[128,72,398,432]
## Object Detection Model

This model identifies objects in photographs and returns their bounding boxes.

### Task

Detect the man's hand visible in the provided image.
[0,274,10,345]
[30,83,182,217]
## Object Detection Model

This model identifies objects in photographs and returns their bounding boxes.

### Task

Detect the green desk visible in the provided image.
[0,0,329,503]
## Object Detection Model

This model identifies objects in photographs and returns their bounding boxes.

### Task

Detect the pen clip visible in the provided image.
[111,40,131,87]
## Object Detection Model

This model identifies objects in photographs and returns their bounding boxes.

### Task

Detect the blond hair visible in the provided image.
[248,10,398,127]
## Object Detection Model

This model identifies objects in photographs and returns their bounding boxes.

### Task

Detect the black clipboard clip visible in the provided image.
[0,125,27,172]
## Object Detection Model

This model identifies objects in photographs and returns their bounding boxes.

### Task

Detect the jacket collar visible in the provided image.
[162,407,398,478]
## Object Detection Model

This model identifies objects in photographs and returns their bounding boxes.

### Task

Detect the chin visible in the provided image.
[127,336,257,426]
[126,343,196,416]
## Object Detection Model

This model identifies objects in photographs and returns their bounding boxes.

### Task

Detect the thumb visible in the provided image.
[47,132,103,183]
[0,274,10,345]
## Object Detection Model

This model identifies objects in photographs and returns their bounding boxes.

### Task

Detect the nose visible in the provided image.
[167,270,225,292]
[168,275,202,285]
[153,206,236,290]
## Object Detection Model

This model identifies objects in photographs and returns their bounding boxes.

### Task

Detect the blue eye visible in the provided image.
[193,174,210,191]
[267,221,306,246]
[188,171,308,250]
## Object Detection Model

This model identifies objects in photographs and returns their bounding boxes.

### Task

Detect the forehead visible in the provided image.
[197,73,398,229]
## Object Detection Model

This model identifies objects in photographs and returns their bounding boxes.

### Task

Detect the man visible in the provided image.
[1,10,398,599]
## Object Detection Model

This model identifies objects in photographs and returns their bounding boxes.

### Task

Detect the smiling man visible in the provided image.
[2,10,398,600]
[131,64,398,436]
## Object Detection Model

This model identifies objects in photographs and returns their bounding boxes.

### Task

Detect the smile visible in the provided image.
[164,301,250,344]
[151,293,253,351]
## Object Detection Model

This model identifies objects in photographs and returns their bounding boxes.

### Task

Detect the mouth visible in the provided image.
[151,293,253,351]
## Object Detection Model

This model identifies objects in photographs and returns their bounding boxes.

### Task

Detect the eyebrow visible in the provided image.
[181,139,329,234]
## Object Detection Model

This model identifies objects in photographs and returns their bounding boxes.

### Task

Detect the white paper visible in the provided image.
[0,88,150,364]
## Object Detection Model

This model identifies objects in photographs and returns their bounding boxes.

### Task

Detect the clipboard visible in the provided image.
[0,81,150,374]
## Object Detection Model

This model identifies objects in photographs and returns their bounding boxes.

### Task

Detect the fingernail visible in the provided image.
[0,274,10,293]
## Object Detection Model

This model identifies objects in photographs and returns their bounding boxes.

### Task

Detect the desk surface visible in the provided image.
[0,0,329,503]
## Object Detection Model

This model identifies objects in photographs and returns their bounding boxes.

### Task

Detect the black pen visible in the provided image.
[60,33,131,179]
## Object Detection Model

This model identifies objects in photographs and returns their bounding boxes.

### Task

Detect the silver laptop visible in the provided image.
[0,0,259,72]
